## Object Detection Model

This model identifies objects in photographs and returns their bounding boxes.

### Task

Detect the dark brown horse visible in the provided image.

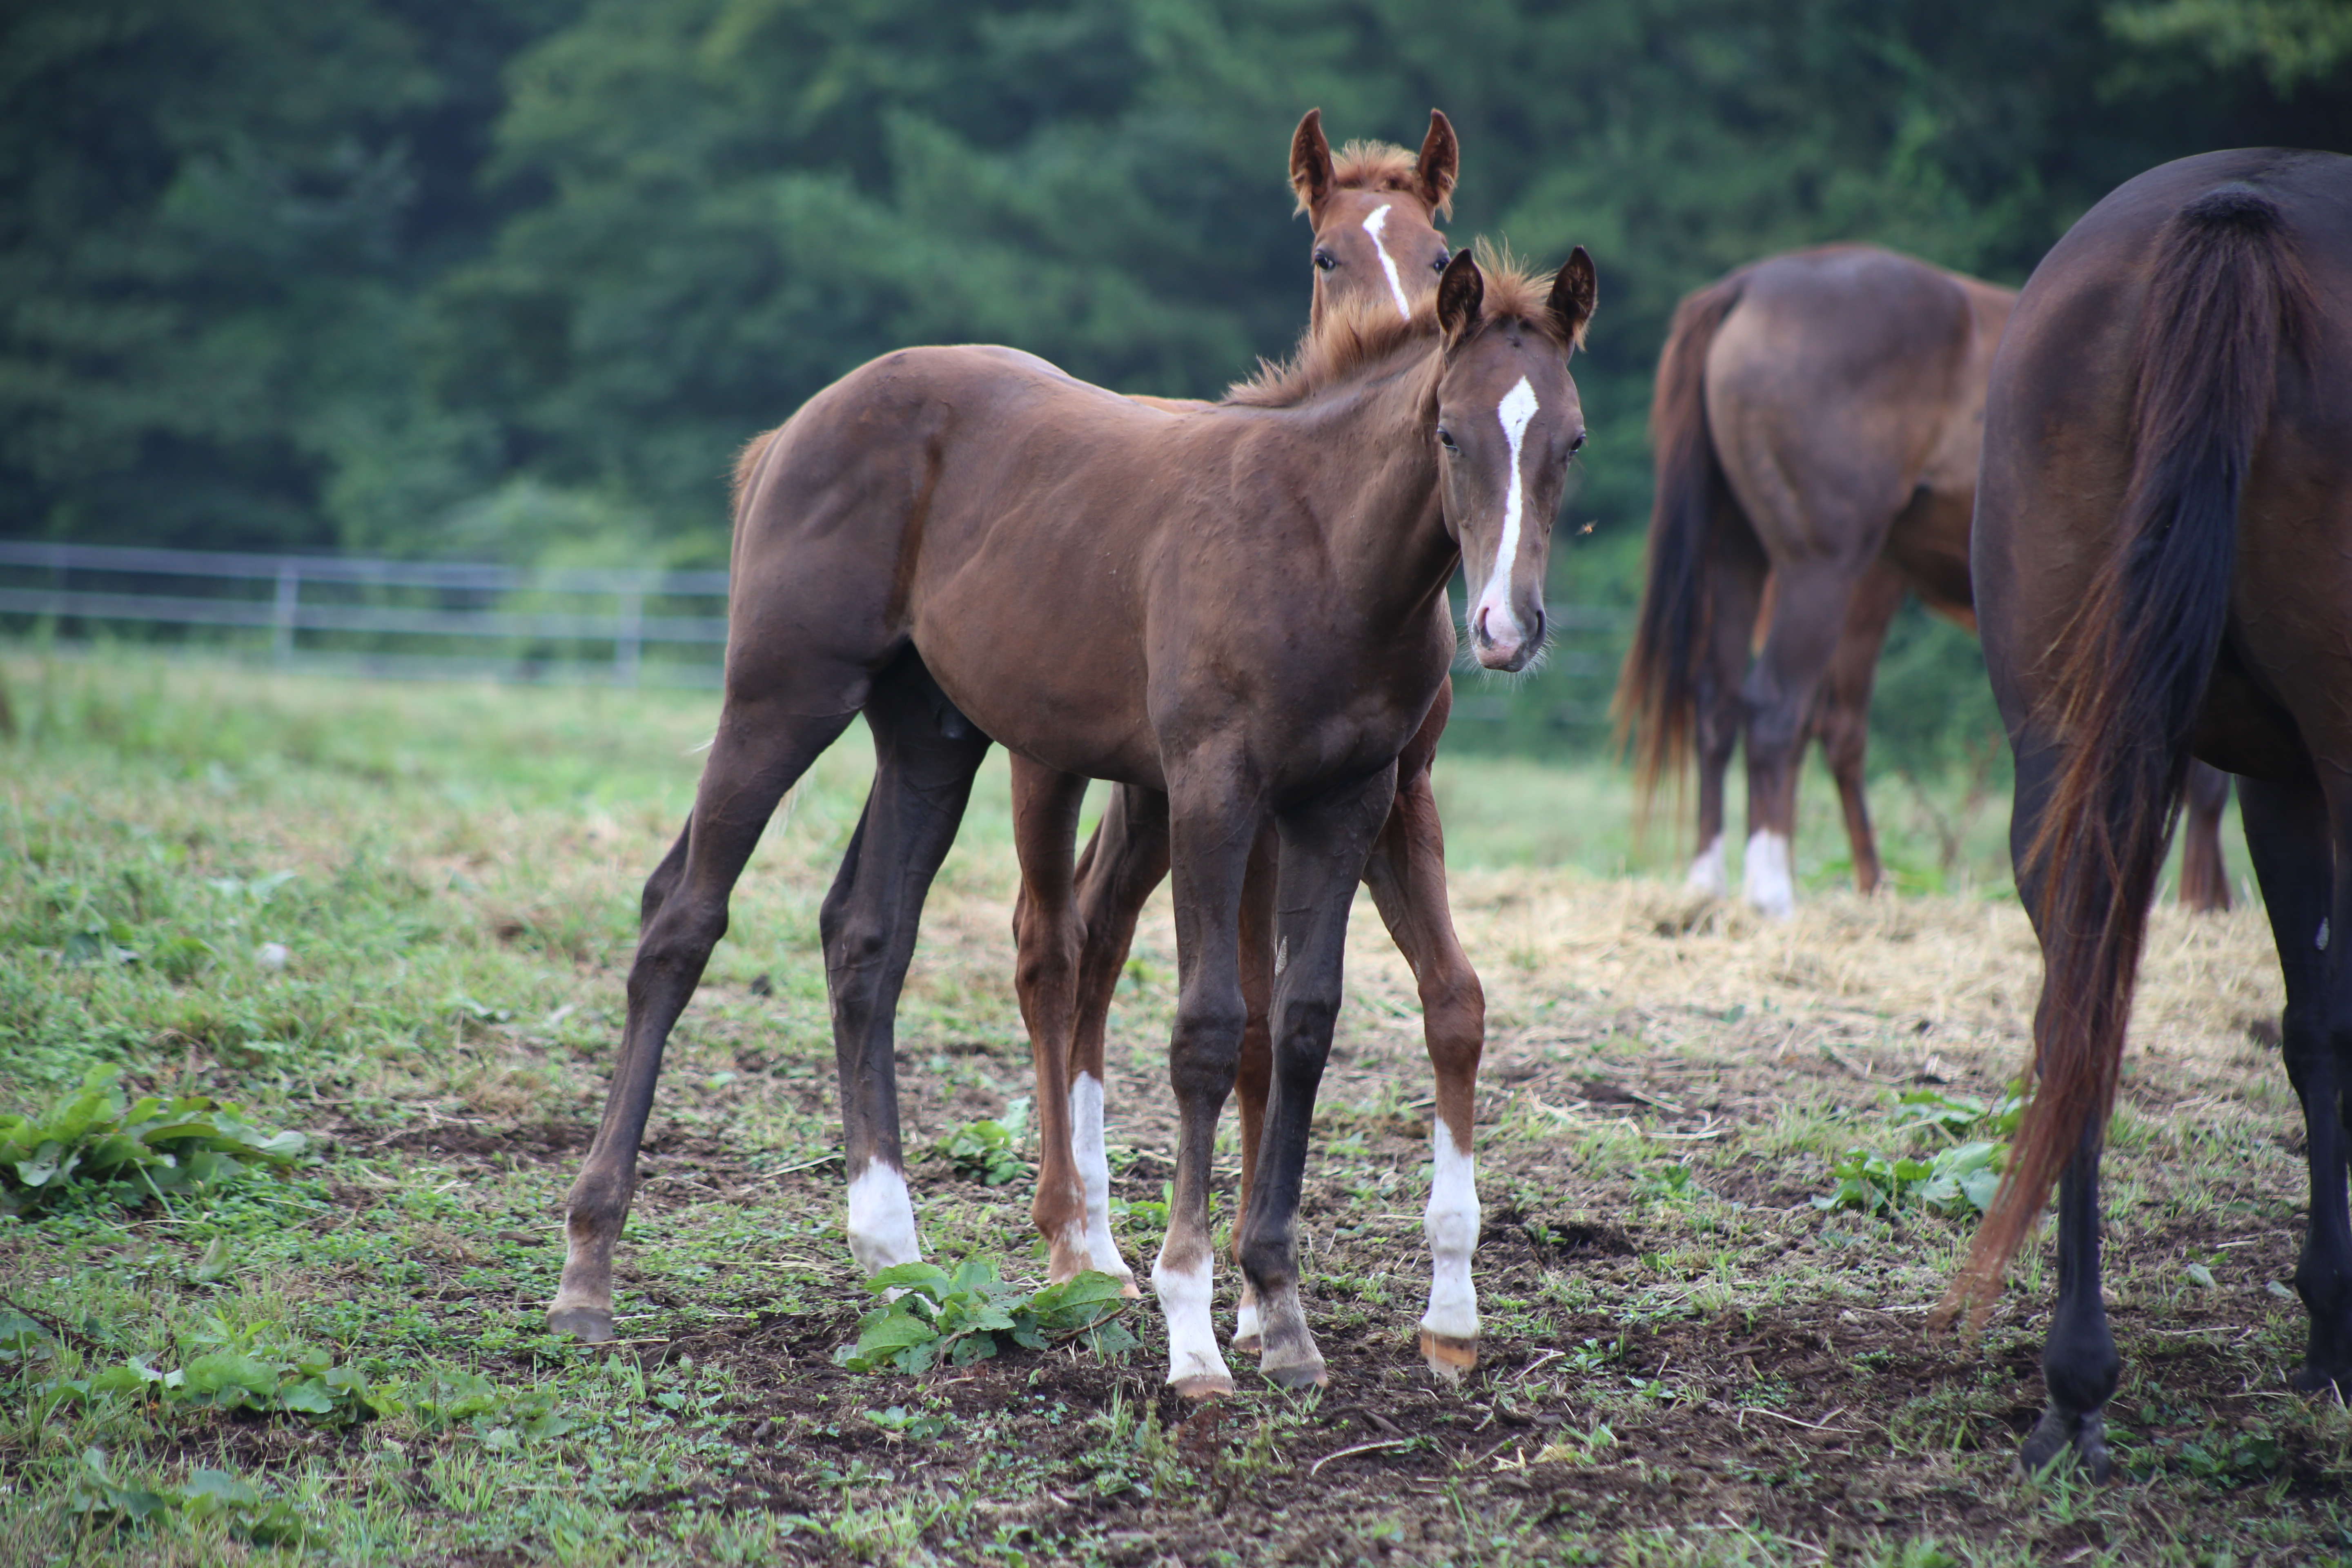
[551,247,1597,1397]
[1036,111,1500,1381]
[1948,147,2351,1475]
[1616,245,2237,914]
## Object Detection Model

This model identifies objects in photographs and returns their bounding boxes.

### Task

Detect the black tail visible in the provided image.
[1941,183,2314,1328]
[1614,274,1748,806]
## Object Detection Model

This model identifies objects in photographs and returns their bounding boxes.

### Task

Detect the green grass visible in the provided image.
[0,649,2323,1567]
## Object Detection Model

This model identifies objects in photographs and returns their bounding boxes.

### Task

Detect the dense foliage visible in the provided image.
[4,1,2347,753]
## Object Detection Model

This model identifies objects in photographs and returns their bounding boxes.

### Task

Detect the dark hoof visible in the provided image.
[1262,1357,1329,1391]
[2294,1362,2352,1396]
[1420,1330,1477,1384]
[2019,1407,2111,1482]
[547,1302,615,1344]
[1172,1373,1235,1400]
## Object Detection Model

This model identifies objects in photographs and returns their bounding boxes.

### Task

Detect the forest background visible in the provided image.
[4,0,2349,764]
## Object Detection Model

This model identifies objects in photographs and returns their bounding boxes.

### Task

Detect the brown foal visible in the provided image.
[1035,109,1498,1380]
[551,247,1598,1397]
[1617,245,2236,915]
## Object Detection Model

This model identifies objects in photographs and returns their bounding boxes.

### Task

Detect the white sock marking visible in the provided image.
[1420,1117,1481,1342]
[1743,830,1796,918]
[845,1156,921,1275]
[1152,1249,1230,1388]
[1361,204,1414,321]
[1686,834,1728,898]
[1233,1294,1263,1346]
[1471,376,1540,654]
[1068,1074,1134,1281]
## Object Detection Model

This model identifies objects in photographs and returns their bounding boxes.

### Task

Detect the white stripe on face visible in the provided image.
[1361,204,1414,320]
[1472,376,1541,644]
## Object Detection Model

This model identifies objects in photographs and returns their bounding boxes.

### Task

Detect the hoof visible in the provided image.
[1262,1356,1329,1391]
[1230,1332,1263,1357]
[2293,1362,2351,1397]
[2018,1408,2111,1482]
[1116,1274,1142,1301]
[1420,1331,1477,1383]
[546,1302,614,1344]
[1172,1373,1234,1400]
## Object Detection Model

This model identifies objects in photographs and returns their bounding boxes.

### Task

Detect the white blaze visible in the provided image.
[1472,376,1541,650]
[1419,1117,1481,1342]
[1686,834,1728,898]
[1744,830,1796,919]
[1068,1074,1134,1281]
[1152,1249,1230,1388]
[845,1156,921,1275]
[1361,204,1414,321]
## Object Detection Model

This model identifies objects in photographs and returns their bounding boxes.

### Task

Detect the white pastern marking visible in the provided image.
[845,1157,921,1276]
[1152,1250,1231,1387]
[1420,1117,1481,1341]
[1361,204,1413,321]
[2319,918,2331,952]
[1686,834,1728,898]
[1472,377,1541,650]
[1069,1074,1134,1281]
[1743,830,1796,919]
[1233,1294,1263,1346]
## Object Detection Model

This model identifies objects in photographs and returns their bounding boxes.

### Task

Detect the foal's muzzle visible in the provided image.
[1472,601,1545,673]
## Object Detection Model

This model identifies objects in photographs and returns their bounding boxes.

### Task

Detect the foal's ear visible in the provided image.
[1414,109,1459,219]
[1437,247,1484,346]
[1290,108,1334,218]
[1548,246,1598,350]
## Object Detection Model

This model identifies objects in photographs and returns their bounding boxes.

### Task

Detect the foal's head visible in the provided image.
[1290,109,1458,329]
[1433,245,1597,673]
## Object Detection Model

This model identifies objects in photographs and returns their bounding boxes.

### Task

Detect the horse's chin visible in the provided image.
[1474,641,1534,673]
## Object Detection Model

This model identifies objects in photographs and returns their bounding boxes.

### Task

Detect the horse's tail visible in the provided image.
[1613,273,1746,804]
[1938,183,2315,1330]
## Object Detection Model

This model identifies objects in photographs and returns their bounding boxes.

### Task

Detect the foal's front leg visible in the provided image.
[1240,763,1401,1389]
[1154,771,1266,1396]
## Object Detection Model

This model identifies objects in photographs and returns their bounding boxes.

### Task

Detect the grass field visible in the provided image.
[2,650,2343,1567]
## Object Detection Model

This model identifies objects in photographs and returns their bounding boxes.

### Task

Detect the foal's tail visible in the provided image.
[1938,184,2315,1330]
[1613,273,1747,805]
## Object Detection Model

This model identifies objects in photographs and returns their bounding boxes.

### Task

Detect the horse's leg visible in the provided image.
[640,826,690,931]
[2236,773,2352,1392]
[1229,826,1279,1352]
[1739,558,1868,916]
[1813,560,1903,895]
[1240,762,1401,1390]
[1007,760,1096,1285]
[1359,689,1486,1380]
[2177,762,2235,912]
[820,655,993,1276]
[552,692,859,1341]
[1063,784,1170,1292]
[1688,540,1766,896]
[1153,766,1265,1397]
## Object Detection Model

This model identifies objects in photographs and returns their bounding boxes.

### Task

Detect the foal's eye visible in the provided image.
[1437,428,1458,452]
[1313,251,1337,272]
[1431,252,1451,274]
[1569,430,1588,455]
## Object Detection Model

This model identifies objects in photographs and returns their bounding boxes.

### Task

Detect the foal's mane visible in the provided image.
[1299,138,1455,220]
[1224,243,1577,409]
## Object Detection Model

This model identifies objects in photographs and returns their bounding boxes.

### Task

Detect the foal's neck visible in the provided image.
[1299,352,1457,630]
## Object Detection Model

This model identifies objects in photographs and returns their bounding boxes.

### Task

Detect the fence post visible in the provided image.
[615,587,643,686]
[271,565,299,664]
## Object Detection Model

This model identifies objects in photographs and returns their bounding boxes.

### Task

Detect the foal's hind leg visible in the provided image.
[1812,560,1903,896]
[552,693,858,1341]
[1238,763,1401,1390]
[1061,783,1170,1291]
[822,656,993,1276]
[1360,693,1488,1380]
[2177,762,2234,912]
[1007,761,1105,1286]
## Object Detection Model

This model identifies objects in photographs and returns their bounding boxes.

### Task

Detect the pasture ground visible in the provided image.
[2,652,2346,1566]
